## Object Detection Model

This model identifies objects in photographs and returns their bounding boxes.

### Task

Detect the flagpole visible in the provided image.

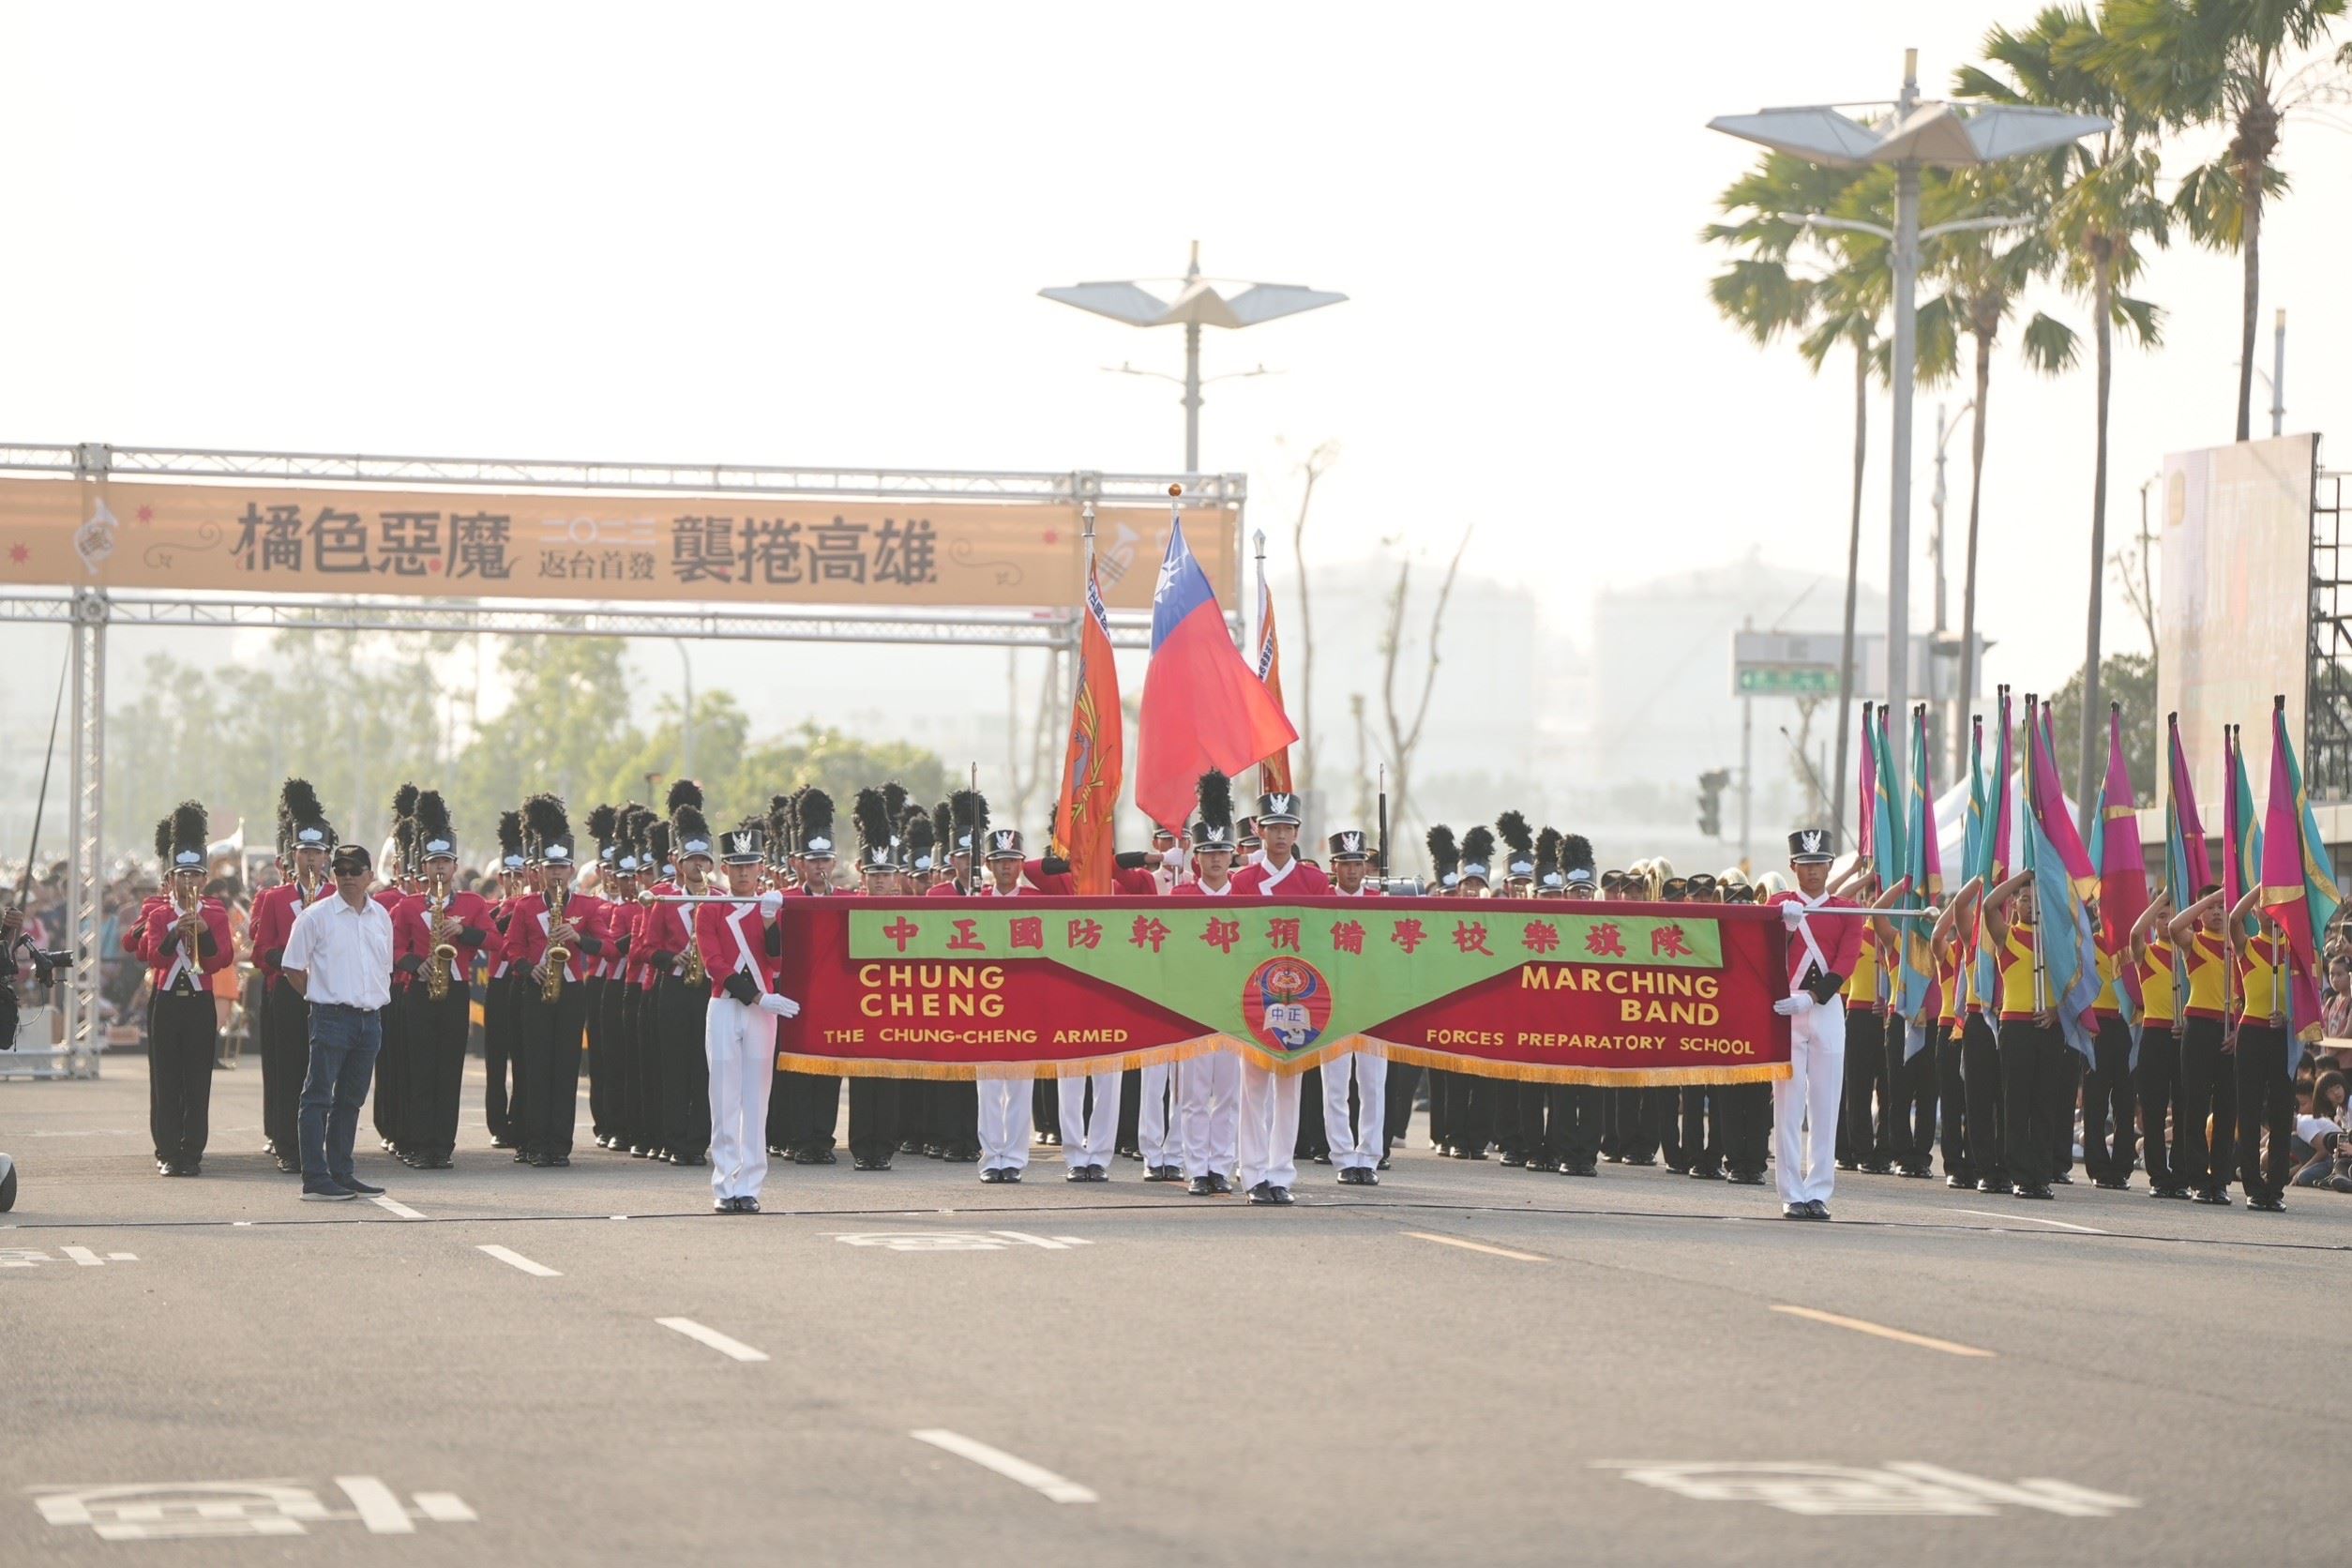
[1253,528,1269,798]
[2026,693,2047,1015]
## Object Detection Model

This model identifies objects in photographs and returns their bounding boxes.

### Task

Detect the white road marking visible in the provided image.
[369,1195,425,1221]
[1404,1229,1546,1263]
[1770,1305,1995,1359]
[476,1244,560,1277]
[1952,1207,2106,1235]
[107,1252,136,1261]
[411,1492,477,1523]
[988,1230,1093,1250]
[656,1317,770,1363]
[911,1429,1097,1503]
[1882,1463,2140,1516]
[333,1476,414,1535]
[60,1245,104,1266]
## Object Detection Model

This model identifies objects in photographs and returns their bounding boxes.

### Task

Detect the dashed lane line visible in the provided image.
[1403,1229,1547,1262]
[1770,1304,1996,1359]
[475,1244,561,1277]
[656,1317,769,1363]
[912,1429,1097,1503]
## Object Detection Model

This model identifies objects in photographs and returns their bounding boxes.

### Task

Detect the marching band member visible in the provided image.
[249,778,336,1174]
[1322,827,1385,1184]
[2130,893,2188,1199]
[507,795,604,1168]
[1766,829,1861,1220]
[621,805,666,1161]
[483,811,528,1149]
[371,785,417,1158]
[974,822,1044,1184]
[1487,811,1537,1167]
[926,792,985,1164]
[780,789,846,1165]
[143,802,233,1176]
[1445,825,1498,1161]
[645,794,708,1166]
[2166,886,2236,1204]
[390,792,491,1169]
[846,788,906,1170]
[2226,882,2296,1212]
[1174,773,1244,1198]
[1984,867,2064,1201]
[699,817,796,1213]
[581,804,624,1152]
[1224,788,1328,1206]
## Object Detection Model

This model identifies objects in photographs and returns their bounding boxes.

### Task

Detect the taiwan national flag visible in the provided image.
[1135,512,1297,834]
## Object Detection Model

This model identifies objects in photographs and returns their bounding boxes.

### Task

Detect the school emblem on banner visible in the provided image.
[1243,957,1330,1054]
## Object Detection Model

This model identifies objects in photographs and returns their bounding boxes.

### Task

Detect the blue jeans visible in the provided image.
[300,1003,383,1184]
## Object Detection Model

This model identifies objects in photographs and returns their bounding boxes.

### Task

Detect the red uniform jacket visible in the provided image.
[502,892,609,986]
[1767,890,1863,997]
[247,882,296,987]
[1230,857,1333,897]
[391,888,495,986]
[632,882,679,987]
[125,895,167,961]
[694,897,782,1001]
[1169,879,1239,897]
[1113,867,1160,897]
[140,898,234,994]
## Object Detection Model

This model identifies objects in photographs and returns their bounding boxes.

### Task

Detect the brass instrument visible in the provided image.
[541,882,571,1004]
[680,868,709,988]
[297,865,325,903]
[173,882,205,979]
[426,870,457,1002]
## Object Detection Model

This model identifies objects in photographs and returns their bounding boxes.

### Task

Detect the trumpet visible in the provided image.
[173,882,204,969]
[426,870,457,1002]
[678,869,709,988]
[541,881,570,1004]
[296,865,325,903]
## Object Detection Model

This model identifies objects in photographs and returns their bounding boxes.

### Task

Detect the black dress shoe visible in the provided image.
[1805,1199,1830,1220]
[1065,1165,1089,1183]
[979,1168,1002,1184]
[1726,1169,1763,1184]
[740,1197,760,1214]
[1002,1168,1022,1184]
[490,1136,511,1150]
[1782,1202,1808,1219]
[2195,1187,2232,1205]
[1311,1153,1333,1165]
[1623,1156,1655,1168]
[1500,1153,1524,1168]
[2050,1170,2073,1184]
[1246,1181,1275,1205]
[1568,1163,1600,1177]
[1267,1185,1293,1205]
[1976,1176,2009,1194]
[1377,1155,1392,1170]
[1947,1173,1973,1189]
[1208,1172,1233,1195]
[275,1155,301,1175]
[714,1197,736,1213]
[1357,1169,1379,1186]
[2015,1184,2054,1199]
[1188,1176,1214,1197]
[1690,1167,1726,1181]
[2249,1194,2284,1212]
[550,1154,570,1168]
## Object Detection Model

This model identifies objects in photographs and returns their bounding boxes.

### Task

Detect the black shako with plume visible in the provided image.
[1458,825,1496,885]
[1496,810,1535,881]
[414,790,456,861]
[1190,771,1235,851]
[1425,824,1459,888]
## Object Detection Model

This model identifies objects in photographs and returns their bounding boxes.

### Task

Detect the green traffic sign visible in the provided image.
[1736,666,1837,697]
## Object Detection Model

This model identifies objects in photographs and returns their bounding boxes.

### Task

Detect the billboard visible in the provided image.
[0,475,1237,613]
[2156,434,2316,809]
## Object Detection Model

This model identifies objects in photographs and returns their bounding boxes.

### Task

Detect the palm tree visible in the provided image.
[1959,6,2168,831]
[2100,0,2346,441]
[1705,156,1954,843]
[1923,163,2077,777]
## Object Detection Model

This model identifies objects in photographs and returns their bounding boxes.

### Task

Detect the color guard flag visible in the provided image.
[2224,723,2262,911]
[1254,567,1293,795]
[1135,507,1298,835]
[1895,703,1941,1043]
[1971,689,2014,1010]
[2023,695,2101,1060]
[2261,695,2341,1060]
[2093,703,2148,1026]
[1052,552,1123,896]
[1856,701,1877,863]
[2164,712,2211,1006]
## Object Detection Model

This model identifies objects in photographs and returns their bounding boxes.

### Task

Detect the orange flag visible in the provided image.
[1255,569,1293,795]
[1053,556,1123,895]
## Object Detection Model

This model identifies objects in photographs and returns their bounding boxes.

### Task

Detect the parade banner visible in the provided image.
[0,475,1238,612]
[772,897,1792,1084]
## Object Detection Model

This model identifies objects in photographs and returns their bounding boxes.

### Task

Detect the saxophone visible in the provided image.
[426,870,456,1002]
[173,883,204,983]
[541,882,570,1004]
[681,868,708,988]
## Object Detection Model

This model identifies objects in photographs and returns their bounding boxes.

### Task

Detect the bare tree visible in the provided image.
[1349,692,1373,828]
[1003,644,1064,830]
[1286,440,1339,796]
[1376,526,1473,856]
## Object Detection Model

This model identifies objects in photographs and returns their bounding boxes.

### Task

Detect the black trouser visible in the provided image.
[2233,1024,2295,1202]
[1718,1082,1771,1178]
[631,981,664,1153]
[657,976,711,1159]
[849,1078,900,1166]
[372,983,410,1148]
[2134,1024,2182,1189]
[1935,1028,1969,1182]
[1520,1084,1560,1168]
[1608,1086,1662,1161]
[582,976,611,1139]
[1445,1071,1490,1155]
[785,1070,842,1153]
[1884,1019,1937,1169]
[148,988,217,1165]
[1381,1062,1419,1155]
[263,975,309,1163]
[1558,1085,1606,1169]
[2178,1017,2236,1193]
[400,981,470,1160]
[1841,1009,1889,1166]
[1033,1077,1057,1138]
[1962,1013,2002,1182]
[1998,1016,2070,1191]
[2051,1046,2083,1179]
[1679,1088,1721,1176]
[1296,1066,1330,1159]
[519,983,588,1158]
[937,1079,978,1158]
[483,974,521,1144]
[2080,1016,2137,1184]
[1489,1079,1520,1160]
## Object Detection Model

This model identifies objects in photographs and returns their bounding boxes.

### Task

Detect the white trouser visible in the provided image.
[1138,1060,1179,1166]
[1321,1050,1387,1170]
[1058,1070,1122,1168]
[704,996,777,1200]
[1179,1048,1240,1180]
[1772,994,1847,1205]
[976,1073,1032,1171]
[1237,1061,1302,1191]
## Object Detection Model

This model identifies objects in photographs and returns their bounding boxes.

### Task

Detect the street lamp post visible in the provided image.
[1041,242,1347,473]
[1711,52,2105,807]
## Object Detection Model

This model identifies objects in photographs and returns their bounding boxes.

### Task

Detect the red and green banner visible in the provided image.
[773,897,1791,1085]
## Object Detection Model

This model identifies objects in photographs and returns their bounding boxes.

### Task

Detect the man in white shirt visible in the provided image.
[280,843,397,1201]
[1321,830,1386,1185]
[1174,775,1243,1198]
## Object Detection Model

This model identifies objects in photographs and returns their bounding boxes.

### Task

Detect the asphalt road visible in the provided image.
[3,1056,2341,1565]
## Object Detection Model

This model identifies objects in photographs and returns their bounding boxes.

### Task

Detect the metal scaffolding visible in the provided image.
[2308,468,2352,801]
[0,443,1244,1079]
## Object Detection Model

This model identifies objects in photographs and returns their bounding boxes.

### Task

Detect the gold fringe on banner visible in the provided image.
[1373,1040,1789,1088]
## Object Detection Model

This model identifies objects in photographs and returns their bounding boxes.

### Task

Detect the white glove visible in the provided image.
[759,889,784,920]
[1772,991,1815,1018]
[1780,901,1805,930]
[1160,848,1185,869]
[757,992,800,1018]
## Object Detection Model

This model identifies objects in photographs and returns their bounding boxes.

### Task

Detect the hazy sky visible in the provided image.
[2,1,2344,729]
